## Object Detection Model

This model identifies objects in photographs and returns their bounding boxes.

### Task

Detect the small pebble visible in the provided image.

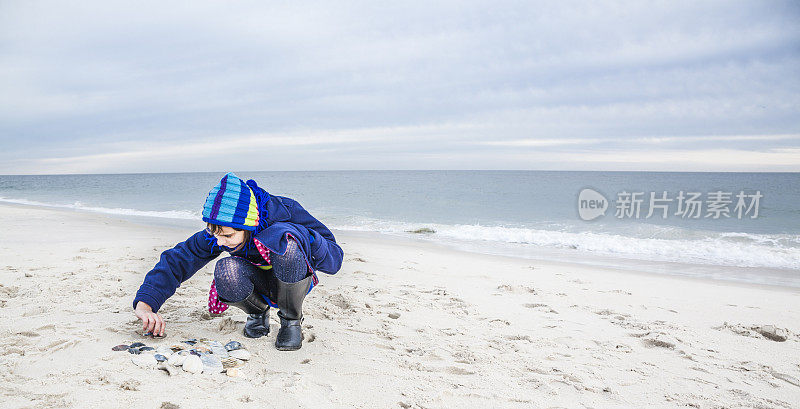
[388,313,400,319]
[224,341,243,351]
[182,339,197,345]
[154,354,167,362]
[112,344,129,351]
[128,348,142,355]
[226,368,240,377]
[129,342,146,348]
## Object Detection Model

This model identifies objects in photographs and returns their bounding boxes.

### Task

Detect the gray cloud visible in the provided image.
[1,0,799,173]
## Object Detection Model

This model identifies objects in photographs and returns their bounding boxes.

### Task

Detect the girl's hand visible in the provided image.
[134,301,165,337]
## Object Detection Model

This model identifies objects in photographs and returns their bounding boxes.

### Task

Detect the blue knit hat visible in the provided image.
[202,173,260,231]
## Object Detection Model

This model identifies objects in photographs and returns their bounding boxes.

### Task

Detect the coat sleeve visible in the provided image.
[133,230,222,312]
[284,198,344,275]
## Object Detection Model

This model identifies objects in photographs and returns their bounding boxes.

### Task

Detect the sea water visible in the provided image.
[1,171,798,287]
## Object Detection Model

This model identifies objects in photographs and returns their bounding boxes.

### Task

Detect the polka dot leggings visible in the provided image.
[213,238,310,304]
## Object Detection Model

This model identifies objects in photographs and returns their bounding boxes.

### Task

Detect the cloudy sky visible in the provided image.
[1,1,799,174]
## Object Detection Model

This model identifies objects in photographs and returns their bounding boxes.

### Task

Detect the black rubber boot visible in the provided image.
[274,276,312,351]
[224,290,270,339]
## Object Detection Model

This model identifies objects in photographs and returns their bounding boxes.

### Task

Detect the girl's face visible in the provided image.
[210,226,247,251]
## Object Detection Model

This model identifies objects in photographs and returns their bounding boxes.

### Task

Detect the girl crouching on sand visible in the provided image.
[132,172,344,350]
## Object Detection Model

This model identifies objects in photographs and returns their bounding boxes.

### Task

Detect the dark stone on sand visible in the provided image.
[139,346,155,352]
[112,344,129,351]
[129,342,146,348]
[154,354,167,362]
[128,348,142,354]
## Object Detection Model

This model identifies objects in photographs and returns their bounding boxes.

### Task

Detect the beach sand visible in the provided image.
[1,203,799,408]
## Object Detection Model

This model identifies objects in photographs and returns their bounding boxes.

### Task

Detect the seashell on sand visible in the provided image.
[221,357,244,369]
[155,346,173,355]
[182,355,203,374]
[168,352,187,367]
[157,362,179,376]
[228,349,250,361]
[131,354,157,368]
[200,353,224,374]
[207,341,228,358]
[170,344,186,352]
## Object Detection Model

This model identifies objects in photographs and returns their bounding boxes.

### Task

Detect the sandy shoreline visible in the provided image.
[1,203,798,408]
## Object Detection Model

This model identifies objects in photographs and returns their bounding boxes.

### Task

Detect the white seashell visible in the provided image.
[201,355,224,374]
[182,355,203,374]
[155,346,173,356]
[168,352,187,367]
[228,349,250,361]
[131,354,157,368]
[207,341,229,358]
[157,362,179,376]
[226,368,240,377]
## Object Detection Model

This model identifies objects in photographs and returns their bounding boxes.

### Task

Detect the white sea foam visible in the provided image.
[0,196,199,220]
[336,218,800,270]
[3,195,798,271]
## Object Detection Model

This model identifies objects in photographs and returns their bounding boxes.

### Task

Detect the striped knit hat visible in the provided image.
[202,173,260,231]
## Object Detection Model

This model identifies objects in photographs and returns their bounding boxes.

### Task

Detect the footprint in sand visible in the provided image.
[22,305,48,317]
[0,283,20,298]
[631,331,680,349]
[496,284,537,294]
[524,303,559,314]
[488,318,511,326]
[713,322,793,342]
[445,366,475,375]
[504,334,532,343]
[326,293,353,310]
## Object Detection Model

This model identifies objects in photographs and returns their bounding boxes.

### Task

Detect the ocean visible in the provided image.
[1,171,798,287]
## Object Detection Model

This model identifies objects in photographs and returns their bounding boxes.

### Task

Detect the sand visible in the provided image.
[0,203,799,409]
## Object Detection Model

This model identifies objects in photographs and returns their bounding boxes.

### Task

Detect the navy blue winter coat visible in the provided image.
[133,189,344,313]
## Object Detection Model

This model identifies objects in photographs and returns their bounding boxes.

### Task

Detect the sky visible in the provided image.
[1,0,799,174]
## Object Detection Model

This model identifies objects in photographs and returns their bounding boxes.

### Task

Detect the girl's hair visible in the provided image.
[206,223,251,243]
